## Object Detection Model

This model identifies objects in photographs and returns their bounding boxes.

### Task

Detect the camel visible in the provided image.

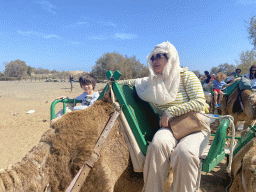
[203,86,256,191]
[216,88,256,130]
[0,96,174,192]
[0,100,145,192]
[230,138,256,192]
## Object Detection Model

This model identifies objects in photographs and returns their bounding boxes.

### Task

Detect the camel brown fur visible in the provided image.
[0,100,146,192]
[230,138,256,192]
[220,88,256,130]
[0,95,176,192]
[0,128,54,192]
[48,100,144,192]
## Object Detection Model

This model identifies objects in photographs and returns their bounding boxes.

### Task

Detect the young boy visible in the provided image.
[54,74,100,118]
[210,72,232,108]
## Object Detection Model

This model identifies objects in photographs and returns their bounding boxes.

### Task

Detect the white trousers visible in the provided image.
[143,113,210,192]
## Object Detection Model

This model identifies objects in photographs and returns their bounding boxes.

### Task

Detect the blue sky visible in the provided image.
[0,0,255,74]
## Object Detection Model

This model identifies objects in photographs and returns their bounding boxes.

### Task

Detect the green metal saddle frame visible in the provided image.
[50,70,255,173]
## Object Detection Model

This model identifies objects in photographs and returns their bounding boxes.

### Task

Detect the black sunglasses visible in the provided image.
[252,70,256,72]
[150,53,167,61]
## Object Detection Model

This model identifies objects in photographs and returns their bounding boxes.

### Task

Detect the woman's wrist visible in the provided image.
[164,110,172,118]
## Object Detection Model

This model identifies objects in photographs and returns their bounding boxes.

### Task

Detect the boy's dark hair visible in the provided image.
[204,71,209,75]
[79,74,96,90]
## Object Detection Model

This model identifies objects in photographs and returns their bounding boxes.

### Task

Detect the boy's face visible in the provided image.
[81,83,94,94]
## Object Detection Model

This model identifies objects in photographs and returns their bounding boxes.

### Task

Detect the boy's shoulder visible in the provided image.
[75,92,87,100]
[92,91,100,97]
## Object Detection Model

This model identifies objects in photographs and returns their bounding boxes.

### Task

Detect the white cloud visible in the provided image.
[98,22,116,27]
[65,22,89,28]
[71,41,79,44]
[17,30,60,39]
[43,34,59,39]
[76,22,87,25]
[35,1,57,13]
[114,33,138,40]
[17,30,33,36]
[87,33,138,40]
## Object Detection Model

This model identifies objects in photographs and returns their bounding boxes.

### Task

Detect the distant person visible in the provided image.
[201,71,212,91]
[211,74,215,80]
[210,72,232,107]
[245,65,256,89]
[235,68,242,78]
[53,74,100,119]
[200,71,211,84]
[204,71,212,84]
[70,74,74,91]
[225,72,236,83]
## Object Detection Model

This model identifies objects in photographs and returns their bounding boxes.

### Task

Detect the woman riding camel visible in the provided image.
[118,41,210,192]
[245,65,256,89]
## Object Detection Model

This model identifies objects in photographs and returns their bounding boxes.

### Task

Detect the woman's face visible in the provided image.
[151,53,168,75]
[252,68,256,74]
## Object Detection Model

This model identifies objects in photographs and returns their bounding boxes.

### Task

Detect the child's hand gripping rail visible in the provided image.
[50,99,82,120]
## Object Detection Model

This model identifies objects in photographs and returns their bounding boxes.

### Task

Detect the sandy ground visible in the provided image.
[0,80,106,169]
[0,80,231,191]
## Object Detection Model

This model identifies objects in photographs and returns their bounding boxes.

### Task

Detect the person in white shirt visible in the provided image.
[54,74,100,118]
[244,65,256,89]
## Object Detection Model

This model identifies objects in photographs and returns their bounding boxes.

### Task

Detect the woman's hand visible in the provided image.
[55,96,68,100]
[159,112,171,128]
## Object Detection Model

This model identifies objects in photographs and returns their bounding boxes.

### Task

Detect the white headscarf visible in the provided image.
[135,41,181,105]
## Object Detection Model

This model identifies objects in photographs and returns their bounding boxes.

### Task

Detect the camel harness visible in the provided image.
[65,106,121,192]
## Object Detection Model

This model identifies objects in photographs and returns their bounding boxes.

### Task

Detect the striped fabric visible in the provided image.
[118,70,207,117]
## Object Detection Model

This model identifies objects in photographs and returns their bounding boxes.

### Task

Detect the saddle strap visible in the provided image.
[66,108,120,192]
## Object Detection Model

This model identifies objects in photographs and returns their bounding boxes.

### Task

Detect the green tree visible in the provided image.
[192,70,200,77]
[4,59,27,78]
[27,65,35,76]
[210,63,236,75]
[218,63,236,75]
[248,16,256,49]
[34,67,50,74]
[210,67,219,75]
[236,50,256,74]
[91,52,148,79]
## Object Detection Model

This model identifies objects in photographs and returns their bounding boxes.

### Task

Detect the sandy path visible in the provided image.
[0,80,230,191]
[0,81,106,169]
